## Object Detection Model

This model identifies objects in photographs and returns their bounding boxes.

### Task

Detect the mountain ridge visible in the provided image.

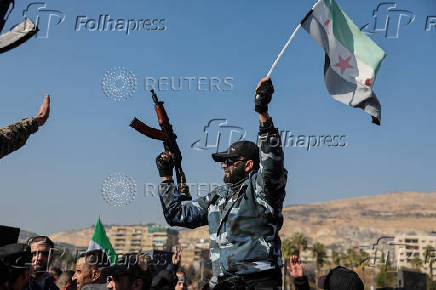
[48,191,436,250]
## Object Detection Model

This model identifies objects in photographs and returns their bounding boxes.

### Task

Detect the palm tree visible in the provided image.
[424,246,435,262]
[281,238,296,259]
[331,250,341,266]
[312,242,327,273]
[289,232,309,258]
[410,256,423,271]
[341,248,368,270]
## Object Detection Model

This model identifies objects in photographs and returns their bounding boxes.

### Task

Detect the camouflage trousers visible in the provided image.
[214,269,282,290]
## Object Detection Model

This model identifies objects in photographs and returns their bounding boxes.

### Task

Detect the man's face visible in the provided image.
[222,158,248,184]
[175,280,187,290]
[30,242,51,273]
[72,258,96,290]
[175,272,187,290]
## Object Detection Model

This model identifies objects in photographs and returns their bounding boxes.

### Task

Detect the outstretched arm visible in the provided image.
[0,94,50,159]
[157,152,209,228]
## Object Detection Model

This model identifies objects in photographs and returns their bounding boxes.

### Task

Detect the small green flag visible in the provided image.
[88,217,117,265]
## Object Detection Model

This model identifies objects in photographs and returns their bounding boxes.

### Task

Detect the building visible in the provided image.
[181,246,210,272]
[394,234,436,280]
[108,224,178,254]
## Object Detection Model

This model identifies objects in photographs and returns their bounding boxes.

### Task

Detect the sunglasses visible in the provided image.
[223,158,247,167]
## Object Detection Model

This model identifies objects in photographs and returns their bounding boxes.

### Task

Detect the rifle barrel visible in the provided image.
[151,89,159,105]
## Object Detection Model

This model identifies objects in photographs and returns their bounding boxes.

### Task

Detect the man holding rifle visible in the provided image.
[156,78,288,289]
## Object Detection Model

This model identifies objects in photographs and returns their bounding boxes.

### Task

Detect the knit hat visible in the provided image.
[318,266,364,290]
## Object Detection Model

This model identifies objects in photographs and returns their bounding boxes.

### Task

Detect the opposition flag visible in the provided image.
[301,0,386,125]
[88,217,117,265]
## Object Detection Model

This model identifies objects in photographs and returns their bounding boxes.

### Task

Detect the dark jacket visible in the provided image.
[294,276,310,290]
[25,273,59,290]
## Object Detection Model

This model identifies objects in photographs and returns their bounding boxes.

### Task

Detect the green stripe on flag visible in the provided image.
[324,0,386,72]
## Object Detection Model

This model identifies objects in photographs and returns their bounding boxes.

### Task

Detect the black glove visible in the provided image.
[255,78,274,113]
[156,152,174,177]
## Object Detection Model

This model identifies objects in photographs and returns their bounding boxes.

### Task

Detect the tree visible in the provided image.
[409,256,423,270]
[340,248,369,270]
[281,238,296,259]
[424,246,435,262]
[330,250,341,266]
[375,265,396,288]
[289,232,309,258]
[427,277,436,290]
[312,242,327,273]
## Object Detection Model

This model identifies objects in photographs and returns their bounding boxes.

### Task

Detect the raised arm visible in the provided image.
[156,152,209,228]
[0,94,50,159]
[254,78,287,201]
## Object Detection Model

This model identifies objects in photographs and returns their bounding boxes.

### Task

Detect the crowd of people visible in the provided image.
[0,229,366,290]
[0,232,366,290]
[0,227,189,290]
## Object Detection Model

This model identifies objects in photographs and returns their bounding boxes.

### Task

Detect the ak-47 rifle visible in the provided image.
[130,90,191,201]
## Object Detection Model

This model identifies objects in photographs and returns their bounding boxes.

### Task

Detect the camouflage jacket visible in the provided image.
[159,120,287,277]
[0,117,38,159]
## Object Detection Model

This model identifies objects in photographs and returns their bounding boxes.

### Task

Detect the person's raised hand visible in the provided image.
[255,77,274,114]
[172,245,182,265]
[287,255,304,278]
[34,94,50,127]
[156,152,174,178]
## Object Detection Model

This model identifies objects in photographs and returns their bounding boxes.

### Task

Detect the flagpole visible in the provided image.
[266,0,322,78]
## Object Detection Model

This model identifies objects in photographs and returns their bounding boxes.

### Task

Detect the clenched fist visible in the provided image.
[255,77,274,113]
[156,152,174,178]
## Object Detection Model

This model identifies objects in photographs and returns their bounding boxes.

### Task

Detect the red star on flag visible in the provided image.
[365,78,372,87]
[335,55,353,74]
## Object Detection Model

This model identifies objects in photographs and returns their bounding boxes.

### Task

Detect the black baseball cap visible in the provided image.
[0,225,20,247]
[211,141,259,165]
[0,243,31,269]
[318,266,364,290]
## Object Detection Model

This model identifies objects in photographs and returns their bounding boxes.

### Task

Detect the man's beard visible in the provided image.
[223,163,247,185]
[32,261,47,275]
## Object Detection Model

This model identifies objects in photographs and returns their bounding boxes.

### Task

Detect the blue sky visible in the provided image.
[0,0,435,234]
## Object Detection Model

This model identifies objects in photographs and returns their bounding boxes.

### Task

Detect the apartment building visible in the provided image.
[109,224,178,254]
[181,246,211,272]
[394,234,436,280]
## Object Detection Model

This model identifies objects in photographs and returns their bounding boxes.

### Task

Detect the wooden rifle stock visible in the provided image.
[130,90,191,201]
